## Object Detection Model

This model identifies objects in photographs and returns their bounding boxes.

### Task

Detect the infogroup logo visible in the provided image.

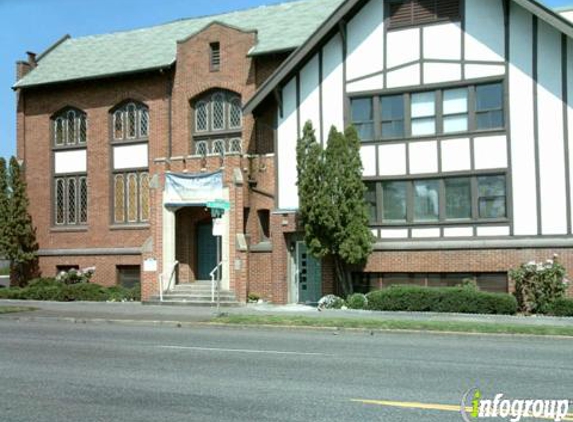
[461,388,570,422]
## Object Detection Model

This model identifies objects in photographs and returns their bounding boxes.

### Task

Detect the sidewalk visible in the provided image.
[1,299,573,327]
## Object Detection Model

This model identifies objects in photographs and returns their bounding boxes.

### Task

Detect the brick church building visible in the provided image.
[13,0,573,303]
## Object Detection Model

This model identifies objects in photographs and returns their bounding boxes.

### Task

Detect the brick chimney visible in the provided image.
[15,51,37,82]
[26,51,37,68]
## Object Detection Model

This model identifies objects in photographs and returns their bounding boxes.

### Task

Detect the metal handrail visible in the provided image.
[209,261,223,302]
[158,260,179,302]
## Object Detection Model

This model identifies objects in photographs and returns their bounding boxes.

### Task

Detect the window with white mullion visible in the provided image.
[411,92,436,136]
[443,88,469,134]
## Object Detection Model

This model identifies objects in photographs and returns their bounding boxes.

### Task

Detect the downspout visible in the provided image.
[166,71,174,160]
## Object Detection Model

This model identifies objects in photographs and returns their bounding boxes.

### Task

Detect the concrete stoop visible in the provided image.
[146,281,240,307]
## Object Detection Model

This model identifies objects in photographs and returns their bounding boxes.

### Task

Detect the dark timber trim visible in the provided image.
[532,16,542,235]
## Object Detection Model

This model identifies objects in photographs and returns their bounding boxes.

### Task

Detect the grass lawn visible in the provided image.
[0,306,36,315]
[213,315,573,337]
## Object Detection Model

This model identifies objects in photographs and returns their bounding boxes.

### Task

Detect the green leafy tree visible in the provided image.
[6,157,38,287]
[296,122,374,297]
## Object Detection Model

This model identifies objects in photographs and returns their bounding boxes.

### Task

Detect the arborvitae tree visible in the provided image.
[0,158,9,260]
[7,157,38,286]
[296,122,374,297]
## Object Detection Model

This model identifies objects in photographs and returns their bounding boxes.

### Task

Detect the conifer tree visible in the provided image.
[7,157,38,286]
[0,158,9,261]
[296,122,373,297]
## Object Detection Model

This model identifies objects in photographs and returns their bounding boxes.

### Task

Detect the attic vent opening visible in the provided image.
[210,42,221,71]
[387,0,461,29]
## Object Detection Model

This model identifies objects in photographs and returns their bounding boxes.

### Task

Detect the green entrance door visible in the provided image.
[196,221,218,280]
[296,242,322,304]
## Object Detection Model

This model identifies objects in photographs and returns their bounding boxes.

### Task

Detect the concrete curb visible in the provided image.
[4,313,573,340]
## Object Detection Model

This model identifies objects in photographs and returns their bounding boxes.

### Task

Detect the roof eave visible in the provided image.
[244,0,365,115]
[13,63,174,90]
[244,0,573,115]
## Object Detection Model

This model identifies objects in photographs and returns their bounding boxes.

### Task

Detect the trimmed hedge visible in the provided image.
[0,278,141,302]
[546,298,573,317]
[366,285,517,315]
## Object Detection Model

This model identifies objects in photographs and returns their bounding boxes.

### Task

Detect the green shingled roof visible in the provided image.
[14,0,345,89]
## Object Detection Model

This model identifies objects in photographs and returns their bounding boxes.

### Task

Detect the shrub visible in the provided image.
[546,298,573,317]
[129,283,141,302]
[0,267,9,276]
[347,293,368,310]
[366,286,517,315]
[248,293,261,303]
[65,283,109,302]
[0,280,141,302]
[318,294,346,309]
[509,255,569,314]
[56,267,96,285]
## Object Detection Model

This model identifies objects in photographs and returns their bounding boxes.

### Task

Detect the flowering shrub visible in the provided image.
[317,294,346,310]
[55,267,96,285]
[509,255,569,314]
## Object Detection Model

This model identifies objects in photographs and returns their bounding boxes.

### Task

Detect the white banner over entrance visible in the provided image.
[164,171,223,207]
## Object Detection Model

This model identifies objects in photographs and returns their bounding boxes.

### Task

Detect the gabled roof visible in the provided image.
[14,0,345,89]
[244,0,573,114]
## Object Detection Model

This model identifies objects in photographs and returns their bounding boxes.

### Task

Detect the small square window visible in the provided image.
[413,179,439,222]
[445,177,471,220]
[411,92,436,136]
[477,175,506,219]
[351,98,374,141]
[476,83,504,130]
[117,265,140,288]
[382,181,407,222]
[380,95,405,139]
[443,88,468,133]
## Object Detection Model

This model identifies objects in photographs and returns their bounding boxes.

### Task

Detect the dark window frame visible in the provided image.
[352,272,508,294]
[350,82,505,143]
[54,174,88,227]
[191,90,243,158]
[366,173,508,226]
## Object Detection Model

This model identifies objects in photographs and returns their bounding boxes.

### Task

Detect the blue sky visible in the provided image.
[0,0,572,159]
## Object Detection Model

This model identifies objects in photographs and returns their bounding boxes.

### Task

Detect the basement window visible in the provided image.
[116,265,141,288]
[210,42,221,71]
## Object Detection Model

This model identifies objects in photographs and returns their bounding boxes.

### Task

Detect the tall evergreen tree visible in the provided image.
[0,158,9,260]
[296,122,373,297]
[7,157,38,286]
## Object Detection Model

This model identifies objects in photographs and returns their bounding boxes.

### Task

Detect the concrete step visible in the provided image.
[162,294,237,301]
[145,297,240,307]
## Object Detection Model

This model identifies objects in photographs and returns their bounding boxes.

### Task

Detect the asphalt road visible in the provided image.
[0,319,571,422]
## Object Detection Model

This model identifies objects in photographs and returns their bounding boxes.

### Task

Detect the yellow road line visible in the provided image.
[351,399,573,421]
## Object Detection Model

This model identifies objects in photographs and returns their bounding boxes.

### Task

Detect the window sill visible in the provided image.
[370,219,509,227]
[110,139,148,146]
[110,223,150,231]
[50,226,88,233]
[359,129,506,145]
[52,144,87,151]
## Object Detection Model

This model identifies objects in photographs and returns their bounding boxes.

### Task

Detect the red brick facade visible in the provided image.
[15,19,573,304]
